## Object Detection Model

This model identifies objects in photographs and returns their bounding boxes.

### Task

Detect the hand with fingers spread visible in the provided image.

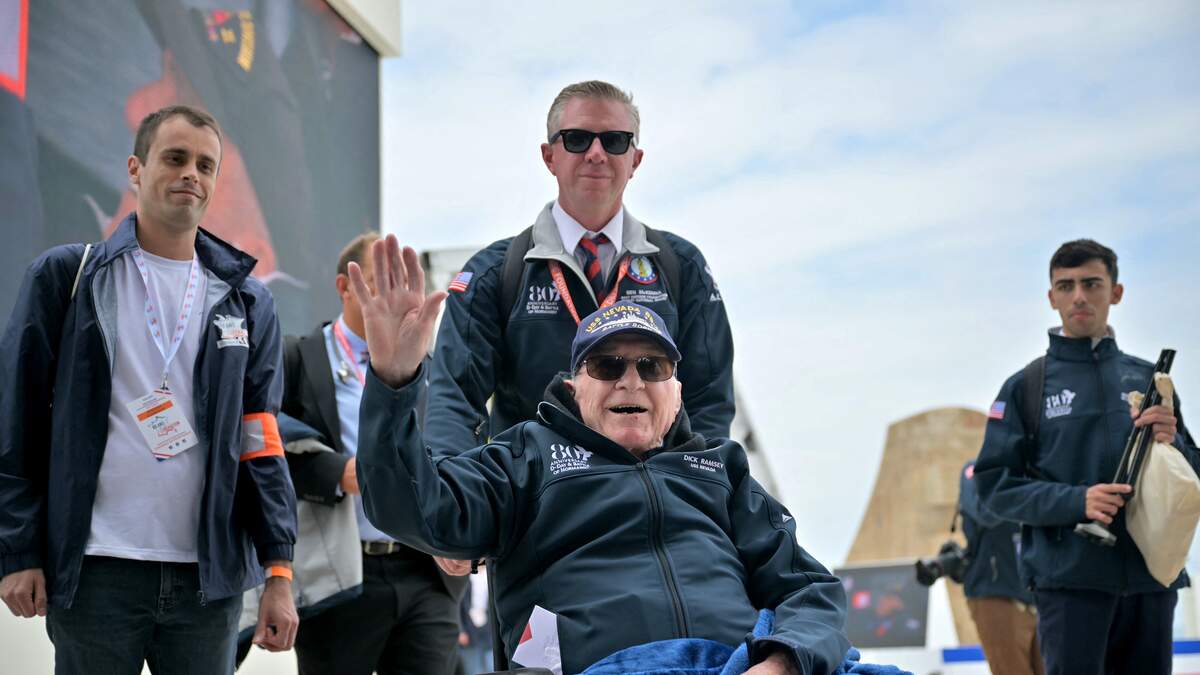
[347,235,447,388]
[1085,483,1132,525]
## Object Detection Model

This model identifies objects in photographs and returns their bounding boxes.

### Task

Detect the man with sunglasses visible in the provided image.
[423,79,735,462]
[347,236,849,675]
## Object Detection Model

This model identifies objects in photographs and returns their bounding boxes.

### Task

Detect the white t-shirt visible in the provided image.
[85,249,209,563]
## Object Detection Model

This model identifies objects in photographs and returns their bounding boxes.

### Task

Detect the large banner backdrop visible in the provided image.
[0,0,380,332]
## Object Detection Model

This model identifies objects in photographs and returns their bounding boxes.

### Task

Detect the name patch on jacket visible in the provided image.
[682,453,724,474]
[548,443,592,475]
[213,314,249,349]
[1045,389,1076,419]
[621,288,669,305]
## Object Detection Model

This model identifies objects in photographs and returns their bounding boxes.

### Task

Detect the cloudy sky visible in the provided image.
[379,1,1200,566]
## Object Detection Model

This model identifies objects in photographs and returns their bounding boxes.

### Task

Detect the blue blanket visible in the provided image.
[581,610,910,675]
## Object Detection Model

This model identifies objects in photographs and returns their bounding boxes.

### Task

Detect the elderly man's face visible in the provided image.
[567,335,681,456]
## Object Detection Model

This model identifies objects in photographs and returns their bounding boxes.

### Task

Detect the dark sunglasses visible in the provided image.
[581,354,675,382]
[550,129,636,155]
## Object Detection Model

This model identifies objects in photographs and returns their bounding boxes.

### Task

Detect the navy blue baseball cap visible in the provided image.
[570,303,682,373]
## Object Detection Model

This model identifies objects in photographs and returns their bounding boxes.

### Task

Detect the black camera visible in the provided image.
[915,540,969,587]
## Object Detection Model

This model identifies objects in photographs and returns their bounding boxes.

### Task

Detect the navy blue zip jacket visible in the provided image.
[0,214,296,606]
[958,461,1032,604]
[425,204,735,455]
[357,365,849,674]
[974,332,1198,595]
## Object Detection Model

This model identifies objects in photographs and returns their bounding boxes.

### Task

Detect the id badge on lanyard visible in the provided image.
[547,256,631,325]
[124,248,200,460]
[332,321,366,386]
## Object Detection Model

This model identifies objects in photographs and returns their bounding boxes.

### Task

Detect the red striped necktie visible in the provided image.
[577,234,610,298]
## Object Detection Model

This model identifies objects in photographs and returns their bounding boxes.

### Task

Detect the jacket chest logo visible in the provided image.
[213,314,249,349]
[525,285,562,315]
[628,256,658,284]
[1045,389,1076,419]
[548,443,592,475]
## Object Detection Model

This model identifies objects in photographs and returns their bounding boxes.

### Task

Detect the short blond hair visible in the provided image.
[546,80,640,144]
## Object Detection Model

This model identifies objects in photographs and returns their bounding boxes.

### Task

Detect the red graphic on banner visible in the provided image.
[0,0,28,100]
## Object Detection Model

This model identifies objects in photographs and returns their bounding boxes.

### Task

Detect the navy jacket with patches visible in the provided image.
[425,203,734,455]
[959,461,1033,604]
[974,332,1199,595]
[0,214,296,606]
[357,368,849,675]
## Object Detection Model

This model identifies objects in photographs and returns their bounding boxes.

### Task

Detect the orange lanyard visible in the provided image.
[547,256,630,325]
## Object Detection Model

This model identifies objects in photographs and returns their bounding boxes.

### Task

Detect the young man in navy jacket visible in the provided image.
[0,105,298,673]
[974,239,1197,675]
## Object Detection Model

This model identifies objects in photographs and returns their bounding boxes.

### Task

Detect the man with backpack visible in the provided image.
[957,460,1041,675]
[974,239,1197,674]
[0,105,298,673]
[424,80,735,456]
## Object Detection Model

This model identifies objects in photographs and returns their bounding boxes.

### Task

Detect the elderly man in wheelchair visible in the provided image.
[347,236,856,675]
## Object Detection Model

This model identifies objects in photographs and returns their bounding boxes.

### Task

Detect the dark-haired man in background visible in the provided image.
[957,460,1041,675]
[0,105,297,673]
[974,239,1197,674]
[274,233,465,674]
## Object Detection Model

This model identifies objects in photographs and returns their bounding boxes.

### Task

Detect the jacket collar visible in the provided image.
[97,212,258,286]
[1047,327,1121,362]
[535,373,705,463]
[527,201,660,262]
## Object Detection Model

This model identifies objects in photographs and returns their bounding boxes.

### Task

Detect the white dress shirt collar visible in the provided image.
[552,201,624,255]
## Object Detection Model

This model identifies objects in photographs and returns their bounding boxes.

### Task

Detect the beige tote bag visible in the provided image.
[1126,374,1200,588]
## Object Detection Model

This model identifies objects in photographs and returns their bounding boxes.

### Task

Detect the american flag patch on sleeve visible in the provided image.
[988,401,1006,420]
[448,271,473,292]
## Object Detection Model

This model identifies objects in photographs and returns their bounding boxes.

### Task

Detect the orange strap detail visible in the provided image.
[240,412,283,461]
[266,565,293,581]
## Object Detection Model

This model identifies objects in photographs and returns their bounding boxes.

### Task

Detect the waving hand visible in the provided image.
[347,235,447,388]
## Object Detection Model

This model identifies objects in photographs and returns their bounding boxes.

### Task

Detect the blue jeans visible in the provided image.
[46,556,241,675]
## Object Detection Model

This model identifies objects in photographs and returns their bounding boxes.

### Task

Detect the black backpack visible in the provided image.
[497,225,682,323]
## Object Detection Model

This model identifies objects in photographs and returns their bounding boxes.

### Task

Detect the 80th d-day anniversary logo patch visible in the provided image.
[213,314,249,349]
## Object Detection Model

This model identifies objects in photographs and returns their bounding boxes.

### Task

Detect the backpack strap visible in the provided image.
[499,226,534,326]
[70,243,93,300]
[643,226,681,297]
[1019,356,1046,478]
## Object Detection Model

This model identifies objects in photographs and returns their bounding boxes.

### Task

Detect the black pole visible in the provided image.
[1075,348,1175,546]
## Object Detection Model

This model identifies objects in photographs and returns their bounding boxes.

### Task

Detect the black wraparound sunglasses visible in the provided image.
[550,129,636,155]
[581,355,675,382]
